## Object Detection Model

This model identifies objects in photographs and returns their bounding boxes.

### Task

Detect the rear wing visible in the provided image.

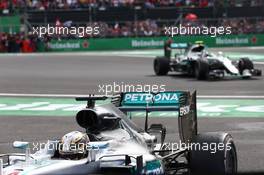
[112,91,198,143]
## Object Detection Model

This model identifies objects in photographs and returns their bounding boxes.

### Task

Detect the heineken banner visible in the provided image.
[44,34,264,52]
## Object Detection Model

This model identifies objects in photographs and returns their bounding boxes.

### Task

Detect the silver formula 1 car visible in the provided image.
[1,91,237,175]
[154,42,261,80]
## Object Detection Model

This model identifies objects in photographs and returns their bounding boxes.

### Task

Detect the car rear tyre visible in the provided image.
[238,57,254,75]
[154,57,170,76]
[195,59,209,80]
[189,132,237,175]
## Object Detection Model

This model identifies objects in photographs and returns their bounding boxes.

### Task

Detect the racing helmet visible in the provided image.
[59,131,90,160]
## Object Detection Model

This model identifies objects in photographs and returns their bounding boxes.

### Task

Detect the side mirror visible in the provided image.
[13,141,31,163]
[13,141,29,149]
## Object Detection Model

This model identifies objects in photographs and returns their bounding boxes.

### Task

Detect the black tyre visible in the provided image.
[189,132,237,175]
[153,57,170,76]
[238,57,254,75]
[195,59,209,80]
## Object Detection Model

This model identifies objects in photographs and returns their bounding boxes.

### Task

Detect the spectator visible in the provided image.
[0,16,263,53]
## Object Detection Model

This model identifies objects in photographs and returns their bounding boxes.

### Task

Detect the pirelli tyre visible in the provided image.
[154,57,170,76]
[189,132,237,175]
[195,59,209,80]
[238,57,254,75]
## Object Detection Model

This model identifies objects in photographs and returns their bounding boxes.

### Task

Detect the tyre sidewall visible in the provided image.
[154,57,169,75]
[238,57,254,75]
[195,59,209,80]
[189,132,237,175]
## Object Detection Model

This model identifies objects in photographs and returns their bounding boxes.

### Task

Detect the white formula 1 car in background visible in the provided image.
[154,42,262,80]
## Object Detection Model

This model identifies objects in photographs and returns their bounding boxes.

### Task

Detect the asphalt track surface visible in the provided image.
[0,48,263,95]
[0,47,263,174]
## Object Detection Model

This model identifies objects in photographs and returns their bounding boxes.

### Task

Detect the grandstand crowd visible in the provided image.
[1,17,264,52]
[1,17,263,53]
[0,0,263,10]
[99,18,264,37]
[0,0,263,52]
[0,32,41,52]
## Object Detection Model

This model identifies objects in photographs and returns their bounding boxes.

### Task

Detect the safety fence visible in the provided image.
[41,34,264,52]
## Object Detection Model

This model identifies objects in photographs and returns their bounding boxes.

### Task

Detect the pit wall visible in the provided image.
[40,34,264,52]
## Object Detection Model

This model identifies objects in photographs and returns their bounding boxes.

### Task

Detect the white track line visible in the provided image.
[254,61,264,65]
[248,46,264,50]
[0,52,263,64]
[0,93,263,99]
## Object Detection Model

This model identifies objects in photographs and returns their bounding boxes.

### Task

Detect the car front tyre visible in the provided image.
[154,57,170,76]
[195,59,209,80]
[238,57,254,75]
